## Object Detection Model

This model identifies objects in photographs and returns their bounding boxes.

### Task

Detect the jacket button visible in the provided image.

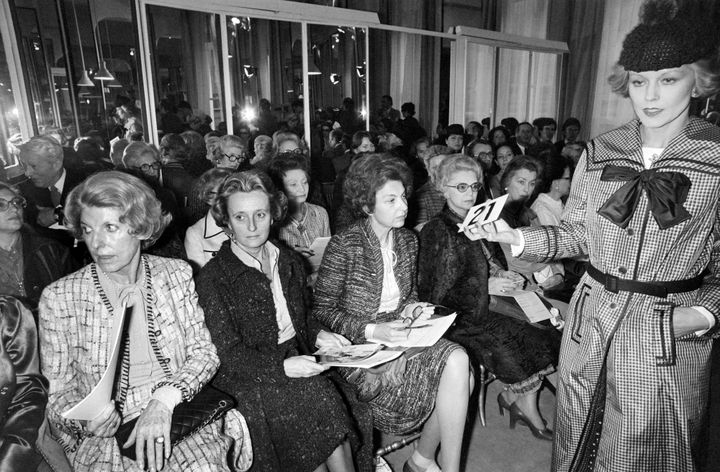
[618,266,627,274]
[627,228,634,236]
[0,387,8,395]
[609,303,617,309]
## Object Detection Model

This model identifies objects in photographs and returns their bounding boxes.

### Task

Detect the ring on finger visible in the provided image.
[155,437,165,444]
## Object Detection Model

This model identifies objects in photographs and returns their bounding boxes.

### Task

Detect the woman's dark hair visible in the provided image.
[343,153,412,218]
[539,155,573,193]
[351,130,374,150]
[500,156,539,191]
[211,170,288,229]
[267,152,310,192]
[489,126,511,147]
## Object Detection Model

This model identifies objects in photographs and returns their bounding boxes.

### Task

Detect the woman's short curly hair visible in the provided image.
[196,167,235,203]
[211,170,288,229]
[64,171,170,249]
[436,154,482,192]
[343,153,412,218]
[609,60,720,98]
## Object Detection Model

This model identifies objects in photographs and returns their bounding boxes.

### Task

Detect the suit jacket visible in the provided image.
[19,229,75,315]
[19,167,88,249]
[0,296,48,472]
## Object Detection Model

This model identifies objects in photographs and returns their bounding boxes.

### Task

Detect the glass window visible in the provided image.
[147,5,224,138]
[0,29,23,177]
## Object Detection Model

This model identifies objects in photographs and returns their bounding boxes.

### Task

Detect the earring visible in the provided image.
[692,89,699,98]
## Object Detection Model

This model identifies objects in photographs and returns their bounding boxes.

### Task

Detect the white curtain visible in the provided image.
[464,42,495,125]
[496,0,559,124]
[389,32,422,114]
[589,0,642,136]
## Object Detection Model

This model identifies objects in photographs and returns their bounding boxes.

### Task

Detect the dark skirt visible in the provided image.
[446,312,561,385]
[238,372,355,472]
[369,338,463,435]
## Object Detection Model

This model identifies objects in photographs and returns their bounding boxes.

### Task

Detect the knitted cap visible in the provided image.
[618,0,715,72]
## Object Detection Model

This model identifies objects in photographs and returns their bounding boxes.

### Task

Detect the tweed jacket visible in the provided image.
[313,218,419,343]
[520,118,720,472]
[0,296,48,472]
[38,256,219,462]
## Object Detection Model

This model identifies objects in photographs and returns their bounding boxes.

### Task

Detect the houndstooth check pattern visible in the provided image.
[521,118,720,472]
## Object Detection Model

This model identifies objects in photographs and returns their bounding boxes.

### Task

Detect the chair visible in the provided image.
[477,363,497,427]
[374,431,422,469]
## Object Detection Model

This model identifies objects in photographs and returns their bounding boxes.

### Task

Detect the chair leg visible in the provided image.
[374,432,422,459]
[478,364,488,427]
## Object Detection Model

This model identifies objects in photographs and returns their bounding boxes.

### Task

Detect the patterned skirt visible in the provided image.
[370,338,464,435]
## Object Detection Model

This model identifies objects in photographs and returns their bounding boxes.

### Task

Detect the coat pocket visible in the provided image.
[570,283,591,344]
[652,302,676,367]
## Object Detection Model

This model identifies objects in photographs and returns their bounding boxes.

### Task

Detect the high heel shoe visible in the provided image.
[508,403,553,441]
[403,455,441,472]
[497,392,512,416]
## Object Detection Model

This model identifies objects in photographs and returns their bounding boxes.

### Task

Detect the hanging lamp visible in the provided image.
[71,0,94,87]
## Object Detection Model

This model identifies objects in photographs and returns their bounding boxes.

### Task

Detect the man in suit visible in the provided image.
[17,136,87,248]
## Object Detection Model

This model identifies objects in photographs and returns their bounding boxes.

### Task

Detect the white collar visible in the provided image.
[52,168,67,193]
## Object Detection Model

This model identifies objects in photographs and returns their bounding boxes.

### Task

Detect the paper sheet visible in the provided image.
[511,291,552,323]
[62,304,129,420]
[367,313,457,348]
[307,236,331,271]
[457,195,508,232]
[314,344,402,368]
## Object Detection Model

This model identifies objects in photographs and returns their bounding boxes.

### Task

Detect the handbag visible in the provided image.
[115,384,236,460]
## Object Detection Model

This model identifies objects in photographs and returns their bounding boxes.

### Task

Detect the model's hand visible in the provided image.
[86,402,121,438]
[315,330,351,349]
[674,307,712,338]
[498,270,525,288]
[372,320,409,344]
[461,219,521,245]
[284,355,328,378]
[539,274,564,289]
[122,399,172,471]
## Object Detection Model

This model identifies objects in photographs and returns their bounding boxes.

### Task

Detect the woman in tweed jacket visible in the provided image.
[196,171,356,472]
[39,172,249,472]
[467,5,720,471]
[313,154,471,472]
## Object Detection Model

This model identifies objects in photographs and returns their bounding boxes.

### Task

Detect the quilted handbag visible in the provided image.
[115,385,236,460]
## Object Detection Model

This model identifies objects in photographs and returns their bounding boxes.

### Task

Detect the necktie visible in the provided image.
[50,186,62,207]
[597,165,691,230]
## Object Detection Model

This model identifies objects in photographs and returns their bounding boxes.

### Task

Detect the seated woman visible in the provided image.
[39,171,248,472]
[184,168,234,271]
[499,157,564,289]
[213,135,252,171]
[412,145,453,232]
[267,153,330,279]
[313,154,472,472]
[530,156,573,226]
[0,296,48,470]
[418,154,560,441]
[195,171,356,472]
[487,144,517,199]
[0,182,75,317]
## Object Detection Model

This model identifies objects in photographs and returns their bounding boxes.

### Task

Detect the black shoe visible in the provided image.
[508,403,553,441]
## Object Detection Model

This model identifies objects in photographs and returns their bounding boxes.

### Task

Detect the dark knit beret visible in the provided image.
[618,0,716,72]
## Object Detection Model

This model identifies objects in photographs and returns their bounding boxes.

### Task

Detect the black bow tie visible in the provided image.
[597,165,691,230]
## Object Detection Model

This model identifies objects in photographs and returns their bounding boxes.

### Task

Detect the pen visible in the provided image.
[403,324,431,331]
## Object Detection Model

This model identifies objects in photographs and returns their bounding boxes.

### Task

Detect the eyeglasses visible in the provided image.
[131,162,161,173]
[445,182,482,193]
[0,196,27,212]
[220,153,247,162]
[279,148,305,156]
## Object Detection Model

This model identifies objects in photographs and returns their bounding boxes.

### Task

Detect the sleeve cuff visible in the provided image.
[364,324,377,340]
[510,230,525,257]
[693,306,716,336]
[152,385,183,411]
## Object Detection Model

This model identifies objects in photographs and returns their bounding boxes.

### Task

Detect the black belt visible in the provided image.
[586,264,705,298]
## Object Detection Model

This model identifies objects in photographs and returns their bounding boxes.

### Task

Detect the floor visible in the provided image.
[380,373,558,472]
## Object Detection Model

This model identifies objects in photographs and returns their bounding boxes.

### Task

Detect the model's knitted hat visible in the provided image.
[618,0,715,72]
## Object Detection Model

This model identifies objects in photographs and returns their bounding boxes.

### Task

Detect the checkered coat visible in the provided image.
[520,118,720,472]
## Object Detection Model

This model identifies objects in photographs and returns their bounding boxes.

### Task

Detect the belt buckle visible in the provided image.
[604,274,619,293]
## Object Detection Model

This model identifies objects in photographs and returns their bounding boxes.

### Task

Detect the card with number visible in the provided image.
[457,194,508,232]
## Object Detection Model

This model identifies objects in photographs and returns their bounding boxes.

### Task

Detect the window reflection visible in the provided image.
[147,5,224,138]
[0,29,21,175]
